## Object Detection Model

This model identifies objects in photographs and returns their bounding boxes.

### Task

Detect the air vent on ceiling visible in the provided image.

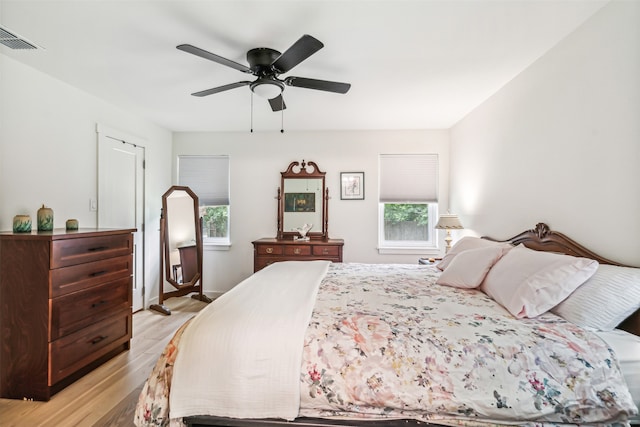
[0,26,38,50]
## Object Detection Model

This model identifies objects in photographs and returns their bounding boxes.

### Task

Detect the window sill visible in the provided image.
[203,242,231,251]
[377,246,440,255]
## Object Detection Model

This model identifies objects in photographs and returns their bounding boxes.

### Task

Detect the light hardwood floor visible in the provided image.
[0,297,208,427]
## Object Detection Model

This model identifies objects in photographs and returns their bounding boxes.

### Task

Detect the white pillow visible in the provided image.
[480,245,598,318]
[551,264,640,331]
[437,236,513,271]
[436,245,512,289]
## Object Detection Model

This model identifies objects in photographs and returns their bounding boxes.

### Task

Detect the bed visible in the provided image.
[134,223,640,427]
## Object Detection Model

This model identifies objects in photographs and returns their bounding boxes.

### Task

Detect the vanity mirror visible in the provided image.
[253,160,342,272]
[277,160,329,240]
[151,185,212,315]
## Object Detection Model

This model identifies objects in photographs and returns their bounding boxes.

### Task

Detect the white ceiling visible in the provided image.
[0,0,608,132]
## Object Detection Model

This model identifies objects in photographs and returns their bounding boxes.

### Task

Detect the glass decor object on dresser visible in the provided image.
[253,160,344,272]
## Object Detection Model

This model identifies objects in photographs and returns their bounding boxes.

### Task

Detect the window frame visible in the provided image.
[377,202,439,254]
[378,153,440,255]
[199,205,231,249]
[177,155,231,249]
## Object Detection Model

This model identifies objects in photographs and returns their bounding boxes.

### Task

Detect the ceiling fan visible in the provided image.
[177,34,351,112]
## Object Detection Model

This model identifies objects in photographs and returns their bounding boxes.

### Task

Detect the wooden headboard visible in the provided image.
[483,222,639,336]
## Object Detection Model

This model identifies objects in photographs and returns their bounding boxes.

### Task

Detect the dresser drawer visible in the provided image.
[256,244,283,255]
[50,277,131,340]
[50,255,133,298]
[312,245,341,257]
[284,245,311,256]
[49,312,131,385]
[51,233,133,268]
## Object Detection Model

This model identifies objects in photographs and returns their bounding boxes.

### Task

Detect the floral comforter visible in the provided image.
[135,263,637,426]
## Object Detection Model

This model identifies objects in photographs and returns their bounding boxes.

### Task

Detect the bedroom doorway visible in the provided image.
[97,124,145,312]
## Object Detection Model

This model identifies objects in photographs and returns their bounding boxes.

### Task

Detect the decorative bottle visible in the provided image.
[13,215,32,233]
[37,204,54,231]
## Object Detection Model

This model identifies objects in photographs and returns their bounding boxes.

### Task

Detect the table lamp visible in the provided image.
[435,214,464,253]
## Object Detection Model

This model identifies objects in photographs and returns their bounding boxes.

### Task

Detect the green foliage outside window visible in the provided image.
[201,206,229,238]
[383,203,429,241]
[384,204,429,225]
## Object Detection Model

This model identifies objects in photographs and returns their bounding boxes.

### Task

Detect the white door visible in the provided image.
[97,129,145,312]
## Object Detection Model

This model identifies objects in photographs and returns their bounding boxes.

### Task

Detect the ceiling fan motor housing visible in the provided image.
[247,47,281,75]
[246,48,285,98]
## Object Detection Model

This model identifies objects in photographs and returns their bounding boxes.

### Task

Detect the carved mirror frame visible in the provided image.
[277,160,329,240]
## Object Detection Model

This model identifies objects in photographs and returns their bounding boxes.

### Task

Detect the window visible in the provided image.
[178,155,230,247]
[378,154,438,253]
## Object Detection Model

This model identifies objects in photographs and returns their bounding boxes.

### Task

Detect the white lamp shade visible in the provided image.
[435,214,463,229]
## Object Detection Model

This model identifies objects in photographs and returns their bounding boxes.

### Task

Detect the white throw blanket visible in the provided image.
[169,260,330,420]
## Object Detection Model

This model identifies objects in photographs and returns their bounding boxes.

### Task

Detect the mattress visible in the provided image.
[597,329,640,423]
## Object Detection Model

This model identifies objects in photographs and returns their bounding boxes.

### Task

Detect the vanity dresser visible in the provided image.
[252,160,344,272]
[0,227,135,400]
[252,238,343,272]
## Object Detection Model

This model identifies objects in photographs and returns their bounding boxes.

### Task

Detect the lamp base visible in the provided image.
[444,230,453,253]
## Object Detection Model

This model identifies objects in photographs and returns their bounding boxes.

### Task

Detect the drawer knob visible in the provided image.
[322,249,329,254]
[89,270,107,277]
[90,335,108,345]
[88,246,108,252]
[294,248,301,255]
[91,300,107,309]
[266,247,274,254]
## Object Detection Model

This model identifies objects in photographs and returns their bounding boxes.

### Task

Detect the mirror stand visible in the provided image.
[150,186,212,316]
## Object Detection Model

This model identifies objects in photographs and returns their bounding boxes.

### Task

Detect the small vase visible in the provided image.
[37,204,54,231]
[66,219,79,230]
[13,215,32,233]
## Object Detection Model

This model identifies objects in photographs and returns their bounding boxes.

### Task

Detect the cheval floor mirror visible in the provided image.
[151,185,212,315]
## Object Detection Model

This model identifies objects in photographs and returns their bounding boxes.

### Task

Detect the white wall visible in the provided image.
[450,0,640,266]
[173,130,450,293]
[0,53,173,308]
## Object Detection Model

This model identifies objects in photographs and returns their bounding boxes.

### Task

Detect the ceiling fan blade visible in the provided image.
[271,35,324,74]
[177,44,251,73]
[284,76,351,94]
[192,81,251,97]
[268,94,286,112]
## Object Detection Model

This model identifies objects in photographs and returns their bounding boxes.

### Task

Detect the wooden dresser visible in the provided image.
[252,238,344,272]
[0,228,135,401]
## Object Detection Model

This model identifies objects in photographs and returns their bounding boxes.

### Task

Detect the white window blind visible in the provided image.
[178,155,229,206]
[379,154,438,203]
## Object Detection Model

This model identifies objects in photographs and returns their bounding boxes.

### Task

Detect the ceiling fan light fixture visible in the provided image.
[250,79,284,99]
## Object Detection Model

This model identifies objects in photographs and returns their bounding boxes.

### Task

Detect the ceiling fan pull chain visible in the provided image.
[280,96,284,133]
[250,92,254,133]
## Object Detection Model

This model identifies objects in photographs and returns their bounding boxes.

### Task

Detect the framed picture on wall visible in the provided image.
[340,172,364,200]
